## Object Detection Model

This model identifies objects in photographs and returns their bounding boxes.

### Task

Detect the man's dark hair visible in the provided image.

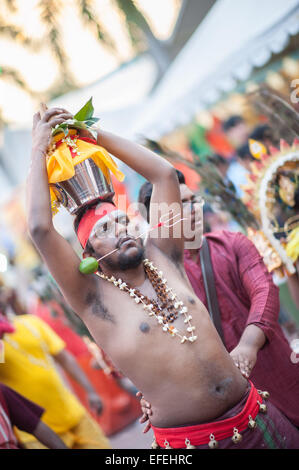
[236,143,253,161]
[249,124,272,142]
[222,115,243,132]
[138,169,185,222]
[207,154,228,166]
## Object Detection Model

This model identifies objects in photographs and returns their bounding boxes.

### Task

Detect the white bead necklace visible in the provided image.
[96,259,198,344]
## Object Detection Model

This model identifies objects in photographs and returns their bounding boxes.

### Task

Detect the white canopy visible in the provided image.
[50,54,158,136]
[131,0,299,139]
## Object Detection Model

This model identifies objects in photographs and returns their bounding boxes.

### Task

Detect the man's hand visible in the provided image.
[32,107,73,157]
[87,391,103,415]
[230,324,266,378]
[230,343,258,378]
[136,391,152,433]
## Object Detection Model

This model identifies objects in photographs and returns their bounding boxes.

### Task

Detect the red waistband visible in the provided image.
[151,381,261,448]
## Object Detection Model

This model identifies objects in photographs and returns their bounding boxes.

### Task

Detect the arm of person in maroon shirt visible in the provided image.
[1,383,67,449]
[286,271,299,310]
[230,232,280,378]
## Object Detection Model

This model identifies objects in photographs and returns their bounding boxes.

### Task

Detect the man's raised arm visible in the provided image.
[97,130,184,260]
[26,108,95,315]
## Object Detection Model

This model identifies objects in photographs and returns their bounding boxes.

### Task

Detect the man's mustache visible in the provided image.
[116,235,143,250]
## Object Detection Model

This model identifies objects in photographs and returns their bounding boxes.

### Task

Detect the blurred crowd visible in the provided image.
[188,114,299,343]
[0,275,142,449]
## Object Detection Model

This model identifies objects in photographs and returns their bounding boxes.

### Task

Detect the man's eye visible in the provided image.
[95,222,109,236]
[116,216,128,225]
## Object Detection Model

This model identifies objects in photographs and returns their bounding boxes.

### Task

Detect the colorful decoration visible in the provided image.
[242,139,299,275]
[286,226,299,263]
[205,115,234,158]
[248,139,267,160]
[246,228,282,273]
[187,123,212,162]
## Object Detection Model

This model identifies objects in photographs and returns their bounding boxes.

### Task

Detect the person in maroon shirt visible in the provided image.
[138,170,299,430]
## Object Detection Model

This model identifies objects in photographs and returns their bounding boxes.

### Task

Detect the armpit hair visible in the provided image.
[171,250,186,280]
[152,243,185,280]
[85,290,114,322]
[170,246,183,265]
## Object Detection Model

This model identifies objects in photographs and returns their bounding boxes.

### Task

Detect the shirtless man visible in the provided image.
[26,108,299,449]
[138,171,299,432]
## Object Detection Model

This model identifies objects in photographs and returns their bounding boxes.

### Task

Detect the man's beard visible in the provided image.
[105,245,145,271]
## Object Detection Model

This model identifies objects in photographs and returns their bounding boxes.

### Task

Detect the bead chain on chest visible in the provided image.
[96,259,197,344]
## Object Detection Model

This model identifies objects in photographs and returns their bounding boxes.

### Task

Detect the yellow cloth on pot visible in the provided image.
[47,130,124,214]
[47,131,124,184]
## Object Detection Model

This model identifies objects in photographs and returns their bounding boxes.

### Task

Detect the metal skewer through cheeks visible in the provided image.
[79,213,187,274]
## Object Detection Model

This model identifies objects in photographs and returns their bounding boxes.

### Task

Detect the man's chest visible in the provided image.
[85,256,202,353]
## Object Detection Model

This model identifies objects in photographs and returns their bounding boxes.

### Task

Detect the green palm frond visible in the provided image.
[0,65,32,93]
[114,0,151,31]
[0,0,172,124]
[114,0,152,50]
[46,81,78,101]
[2,0,17,12]
[38,0,75,87]
[0,15,38,49]
[77,0,118,52]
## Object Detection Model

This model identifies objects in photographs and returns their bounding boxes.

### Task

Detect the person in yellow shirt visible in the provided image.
[0,287,111,449]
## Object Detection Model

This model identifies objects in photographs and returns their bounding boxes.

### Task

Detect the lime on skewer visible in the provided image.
[79,257,99,274]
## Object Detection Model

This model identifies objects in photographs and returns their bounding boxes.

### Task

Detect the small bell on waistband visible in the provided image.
[185,438,196,449]
[164,440,172,449]
[248,414,257,429]
[208,433,219,449]
[232,427,242,444]
[257,400,267,413]
[258,390,270,399]
[151,438,159,449]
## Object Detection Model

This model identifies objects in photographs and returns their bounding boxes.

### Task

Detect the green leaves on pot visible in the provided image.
[51,97,99,139]
[74,97,94,121]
